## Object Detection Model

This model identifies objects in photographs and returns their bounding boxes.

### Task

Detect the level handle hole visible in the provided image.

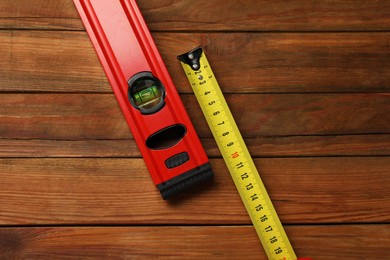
[146,124,187,150]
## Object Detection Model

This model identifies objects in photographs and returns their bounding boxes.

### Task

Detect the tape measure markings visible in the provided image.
[178,47,297,260]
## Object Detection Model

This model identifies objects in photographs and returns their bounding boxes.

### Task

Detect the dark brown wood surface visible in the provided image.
[1,31,390,93]
[0,0,389,259]
[1,225,389,259]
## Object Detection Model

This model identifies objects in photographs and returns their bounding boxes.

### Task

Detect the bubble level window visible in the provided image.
[128,72,166,115]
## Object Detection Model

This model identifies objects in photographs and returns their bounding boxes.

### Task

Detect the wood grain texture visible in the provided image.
[1,0,390,31]
[0,94,388,140]
[0,0,81,30]
[1,134,389,158]
[0,158,388,225]
[0,225,389,260]
[1,31,390,93]
[1,0,389,257]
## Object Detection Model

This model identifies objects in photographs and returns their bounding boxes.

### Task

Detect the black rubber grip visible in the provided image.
[157,163,214,200]
[165,152,189,169]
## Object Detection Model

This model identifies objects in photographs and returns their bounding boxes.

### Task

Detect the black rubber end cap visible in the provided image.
[157,163,214,200]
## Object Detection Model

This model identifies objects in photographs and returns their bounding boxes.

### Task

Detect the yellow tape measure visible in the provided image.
[178,47,297,260]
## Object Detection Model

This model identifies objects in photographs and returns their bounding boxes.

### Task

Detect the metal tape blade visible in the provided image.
[178,47,297,260]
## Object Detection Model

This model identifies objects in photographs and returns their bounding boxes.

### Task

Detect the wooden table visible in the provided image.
[0,0,389,259]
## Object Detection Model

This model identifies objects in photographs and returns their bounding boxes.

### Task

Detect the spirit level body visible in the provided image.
[73,0,213,198]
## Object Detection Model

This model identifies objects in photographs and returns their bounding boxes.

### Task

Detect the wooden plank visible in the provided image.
[1,134,389,158]
[0,225,389,259]
[0,93,388,140]
[1,31,390,93]
[0,31,108,93]
[0,18,82,31]
[0,0,76,19]
[0,0,81,30]
[0,158,388,225]
[1,0,390,31]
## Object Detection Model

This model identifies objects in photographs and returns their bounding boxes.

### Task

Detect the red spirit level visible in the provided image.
[73,0,213,199]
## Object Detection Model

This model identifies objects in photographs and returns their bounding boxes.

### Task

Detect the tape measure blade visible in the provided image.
[178,47,296,260]
[200,53,296,260]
